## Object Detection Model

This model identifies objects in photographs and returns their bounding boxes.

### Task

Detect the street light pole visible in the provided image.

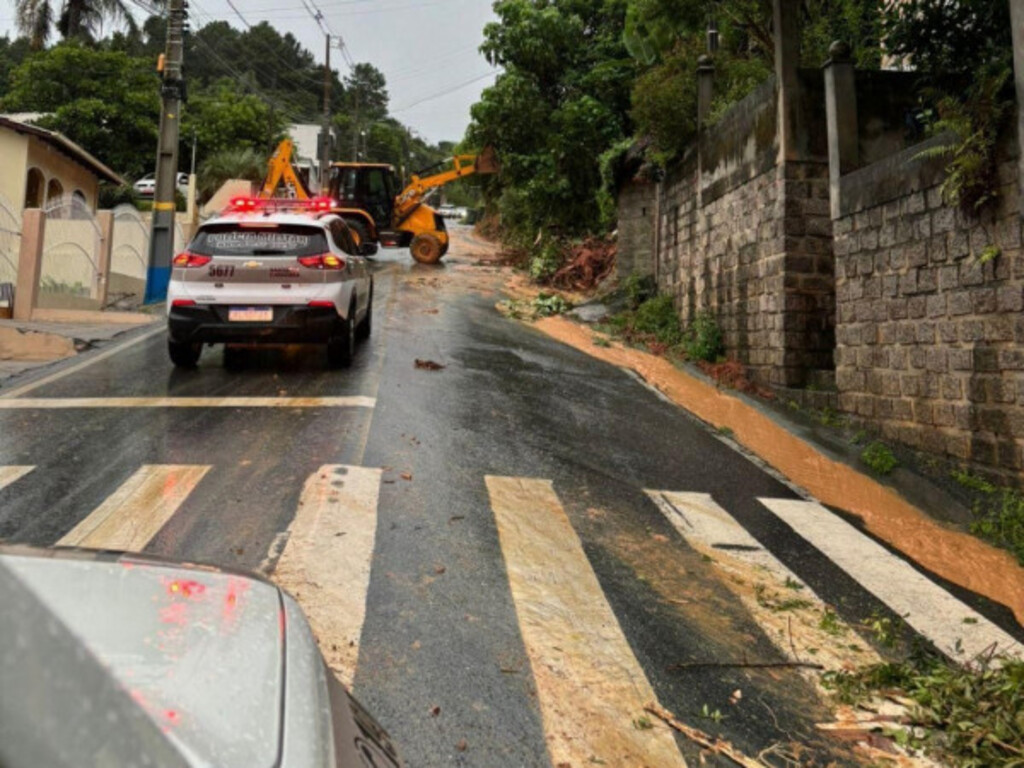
[320,33,332,190]
[144,0,186,304]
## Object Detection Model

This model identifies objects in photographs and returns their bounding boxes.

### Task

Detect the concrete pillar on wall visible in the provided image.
[697,55,715,127]
[696,55,715,209]
[13,209,44,321]
[823,41,859,220]
[773,0,802,163]
[1011,0,1024,212]
[95,209,114,308]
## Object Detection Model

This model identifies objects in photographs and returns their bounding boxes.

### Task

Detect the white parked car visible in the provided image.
[134,172,189,198]
[166,198,373,369]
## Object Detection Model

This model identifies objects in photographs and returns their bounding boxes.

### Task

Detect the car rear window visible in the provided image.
[189,224,328,257]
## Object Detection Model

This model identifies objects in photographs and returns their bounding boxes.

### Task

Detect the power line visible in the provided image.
[221,0,327,86]
[391,70,498,113]
[187,4,312,122]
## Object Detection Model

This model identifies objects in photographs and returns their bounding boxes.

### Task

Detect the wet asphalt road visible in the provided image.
[1,228,1021,767]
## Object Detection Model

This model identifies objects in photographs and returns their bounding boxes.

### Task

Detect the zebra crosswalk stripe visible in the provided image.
[269,465,383,689]
[0,466,34,492]
[486,476,686,768]
[759,497,1024,661]
[647,490,881,670]
[57,465,210,551]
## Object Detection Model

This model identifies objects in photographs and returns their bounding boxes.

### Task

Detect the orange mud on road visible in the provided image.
[535,315,1024,626]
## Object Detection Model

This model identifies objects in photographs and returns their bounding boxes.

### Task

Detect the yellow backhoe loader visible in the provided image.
[259,140,498,264]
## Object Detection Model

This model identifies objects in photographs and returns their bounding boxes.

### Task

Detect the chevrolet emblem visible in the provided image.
[242,260,262,269]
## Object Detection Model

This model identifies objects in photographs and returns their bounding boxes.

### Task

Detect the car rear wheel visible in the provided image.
[327,311,356,369]
[168,340,201,368]
[357,291,372,340]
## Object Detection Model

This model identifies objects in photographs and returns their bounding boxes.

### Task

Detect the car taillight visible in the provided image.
[171,299,196,307]
[297,253,345,270]
[308,300,335,309]
[172,251,212,268]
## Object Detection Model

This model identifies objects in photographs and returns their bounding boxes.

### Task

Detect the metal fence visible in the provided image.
[110,204,149,307]
[38,196,102,311]
[0,193,22,294]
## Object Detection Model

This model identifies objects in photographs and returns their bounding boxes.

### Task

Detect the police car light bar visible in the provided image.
[225,196,336,214]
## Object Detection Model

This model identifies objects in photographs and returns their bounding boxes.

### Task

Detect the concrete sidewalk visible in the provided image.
[0,315,158,387]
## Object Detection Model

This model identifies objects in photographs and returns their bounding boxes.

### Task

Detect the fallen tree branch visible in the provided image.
[667,660,824,672]
[644,702,766,768]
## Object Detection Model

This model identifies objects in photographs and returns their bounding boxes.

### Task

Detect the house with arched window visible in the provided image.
[0,115,123,214]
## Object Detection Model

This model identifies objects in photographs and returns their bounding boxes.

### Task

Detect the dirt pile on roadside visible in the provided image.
[550,236,616,291]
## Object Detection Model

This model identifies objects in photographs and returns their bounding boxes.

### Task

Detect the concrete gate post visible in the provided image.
[696,55,715,127]
[96,210,114,308]
[13,209,44,321]
[1010,0,1024,212]
[823,41,859,220]
[696,54,715,209]
[773,0,803,163]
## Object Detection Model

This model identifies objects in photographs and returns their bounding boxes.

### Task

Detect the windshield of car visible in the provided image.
[188,224,328,257]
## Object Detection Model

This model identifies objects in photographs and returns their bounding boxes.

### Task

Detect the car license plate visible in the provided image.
[229,306,273,322]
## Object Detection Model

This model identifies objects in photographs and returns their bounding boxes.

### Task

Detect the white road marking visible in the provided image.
[486,476,686,768]
[648,491,804,581]
[58,464,210,551]
[0,396,376,409]
[270,465,382,689]
[0,466,34,491]
[0,324,163,399]
[759,498,1024,661]
[646,490,881,669]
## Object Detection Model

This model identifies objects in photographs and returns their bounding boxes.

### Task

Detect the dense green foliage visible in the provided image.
[2,44,160,179]
[467,0,1013,264]
[465,0,636,241]
[0,14,454,194]
[467,0,887,244]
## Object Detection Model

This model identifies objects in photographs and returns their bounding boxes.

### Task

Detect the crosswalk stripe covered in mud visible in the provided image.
[57,465,211,551]
[269,464,383,689]
[646,490,883,671]
[0,466,34,492]
[486,475,686,768]
[759,497,1024,660]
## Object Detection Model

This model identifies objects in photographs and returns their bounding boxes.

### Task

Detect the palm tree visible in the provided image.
[198,148,268,201]
[15,0,54,49]
[16,0,146,49]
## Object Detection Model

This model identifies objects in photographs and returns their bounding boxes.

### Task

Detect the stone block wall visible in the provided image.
[834,144,1024,482]
[649,75,834,387]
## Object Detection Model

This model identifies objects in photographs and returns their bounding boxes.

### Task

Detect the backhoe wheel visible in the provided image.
[410,233,443,264]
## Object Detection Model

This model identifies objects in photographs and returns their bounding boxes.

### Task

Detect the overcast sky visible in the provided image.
[2,0,500,145]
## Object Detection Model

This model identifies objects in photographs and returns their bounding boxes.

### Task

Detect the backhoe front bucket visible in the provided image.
[474,146,500,175]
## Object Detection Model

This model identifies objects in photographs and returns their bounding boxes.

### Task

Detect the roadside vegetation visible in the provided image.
[951,469,1024,565]
[468,0,1012,291]
[0,9,461,204]
[823,651,1024,767]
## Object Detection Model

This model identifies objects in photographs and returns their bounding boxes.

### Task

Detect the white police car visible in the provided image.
[166,198,372,369]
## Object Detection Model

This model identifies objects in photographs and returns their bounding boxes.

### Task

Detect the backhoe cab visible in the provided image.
[258,140,498,264]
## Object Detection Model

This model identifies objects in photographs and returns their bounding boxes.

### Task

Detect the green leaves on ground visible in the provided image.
[822,653,1024,768]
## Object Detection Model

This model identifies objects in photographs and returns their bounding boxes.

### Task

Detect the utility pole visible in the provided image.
[144,0,187,304]
[320,33,332,190]
[352,89,360,161]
